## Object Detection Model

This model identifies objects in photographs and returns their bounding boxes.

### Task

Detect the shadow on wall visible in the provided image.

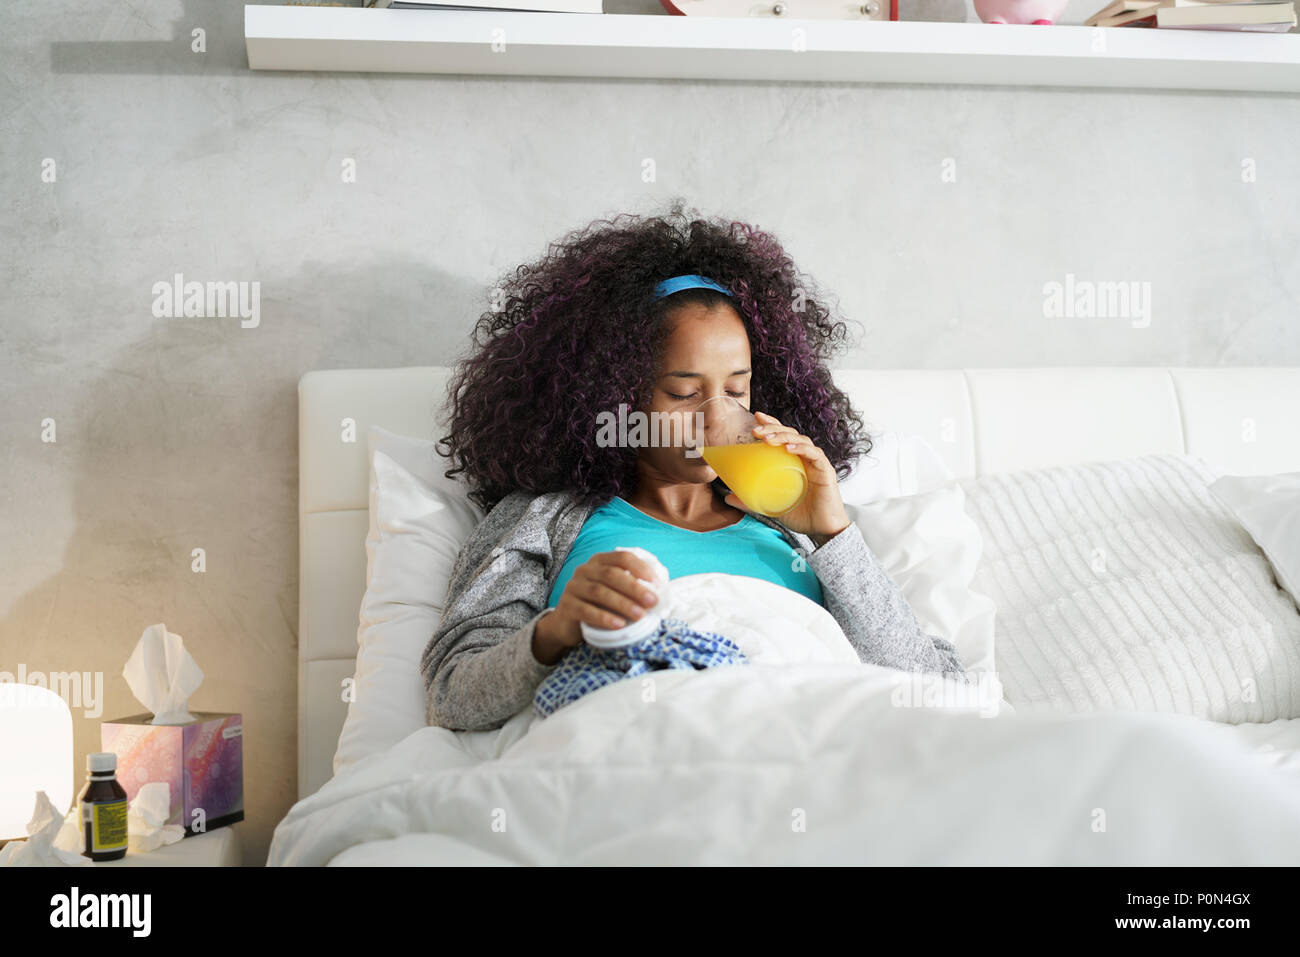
[0,255,479,866]
[49,0,253,76]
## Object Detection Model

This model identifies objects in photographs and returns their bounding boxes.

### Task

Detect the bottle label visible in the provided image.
[86,798,128,852]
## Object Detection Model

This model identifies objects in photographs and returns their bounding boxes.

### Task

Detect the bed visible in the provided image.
[272,366,1300,866]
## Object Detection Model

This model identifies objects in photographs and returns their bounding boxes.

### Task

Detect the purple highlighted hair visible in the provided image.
[437,200,872,514]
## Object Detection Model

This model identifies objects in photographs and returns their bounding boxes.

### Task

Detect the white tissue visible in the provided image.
[123,622,204,725]
[615,546,670,592]
[580,547,673,649]
[126,782,185,853]
[0,791,92,867]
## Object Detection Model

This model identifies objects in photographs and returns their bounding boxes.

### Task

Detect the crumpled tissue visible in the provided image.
[0,791,92,867]
[123,622,204,725]
[126,782,185,852]
[0,783,186,866]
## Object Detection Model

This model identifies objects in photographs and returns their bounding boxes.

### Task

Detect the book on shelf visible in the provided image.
[1156,0,1296,27]
[1085,0,1160,27]
[1087,0,1295,26]
[367,0,603,12]
[1085,0,1210,28]
[1091,8,1160,25]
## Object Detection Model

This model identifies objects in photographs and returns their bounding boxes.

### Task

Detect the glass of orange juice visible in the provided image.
[688,395,808,517]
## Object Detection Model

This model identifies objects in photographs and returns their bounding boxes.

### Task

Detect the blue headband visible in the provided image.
[653,274,734,299]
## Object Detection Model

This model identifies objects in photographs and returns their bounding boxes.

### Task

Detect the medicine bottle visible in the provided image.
[78,752,128,861]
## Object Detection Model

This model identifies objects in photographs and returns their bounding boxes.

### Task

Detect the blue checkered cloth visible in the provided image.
[532,617,749,720]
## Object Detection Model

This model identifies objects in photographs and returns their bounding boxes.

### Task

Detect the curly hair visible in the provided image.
[437,198,872,514]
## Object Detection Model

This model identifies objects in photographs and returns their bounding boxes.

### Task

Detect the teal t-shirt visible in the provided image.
[545,495,824,609]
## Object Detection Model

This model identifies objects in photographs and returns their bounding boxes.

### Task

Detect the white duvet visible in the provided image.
[269,576,1300,866]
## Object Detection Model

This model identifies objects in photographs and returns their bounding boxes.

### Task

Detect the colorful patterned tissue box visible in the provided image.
[101,711,243,835]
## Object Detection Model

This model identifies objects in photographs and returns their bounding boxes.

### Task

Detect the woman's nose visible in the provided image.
[695,395,737,437]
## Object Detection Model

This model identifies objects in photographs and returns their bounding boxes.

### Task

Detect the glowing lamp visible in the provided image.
[0,682,74,840]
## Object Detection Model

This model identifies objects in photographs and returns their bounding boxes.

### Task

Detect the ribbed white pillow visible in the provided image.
[960,455,1300,724]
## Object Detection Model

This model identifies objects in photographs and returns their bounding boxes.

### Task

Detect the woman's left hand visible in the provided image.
[722,411,852,547]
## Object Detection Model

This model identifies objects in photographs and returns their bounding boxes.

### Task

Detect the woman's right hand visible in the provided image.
[531,551,663,663]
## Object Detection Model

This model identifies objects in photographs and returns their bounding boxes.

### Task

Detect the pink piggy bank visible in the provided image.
[973,0,1070,22]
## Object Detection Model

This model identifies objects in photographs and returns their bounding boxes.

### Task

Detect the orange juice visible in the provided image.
[701,442,808,517]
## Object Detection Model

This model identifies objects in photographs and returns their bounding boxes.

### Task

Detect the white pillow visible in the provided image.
[838,430,955,505]
[845,484,999,683]
[332,427,483,774]
[839,432,1001,687]
[1210,472,1300,612]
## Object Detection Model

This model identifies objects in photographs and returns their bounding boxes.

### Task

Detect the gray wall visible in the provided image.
[2,0,1297,866]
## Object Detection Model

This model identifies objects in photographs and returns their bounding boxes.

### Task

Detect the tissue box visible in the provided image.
[101,712,243,836]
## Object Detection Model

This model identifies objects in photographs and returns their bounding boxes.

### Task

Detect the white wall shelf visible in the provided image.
[244,4,1300,93]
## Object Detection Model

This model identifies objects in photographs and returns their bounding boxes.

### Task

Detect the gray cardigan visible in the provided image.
[420,489,968,731]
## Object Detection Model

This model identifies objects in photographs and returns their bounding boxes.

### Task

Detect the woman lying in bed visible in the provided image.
[420,201,966,732]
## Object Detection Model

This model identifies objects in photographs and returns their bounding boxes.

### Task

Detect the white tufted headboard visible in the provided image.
[297,366,1300,799]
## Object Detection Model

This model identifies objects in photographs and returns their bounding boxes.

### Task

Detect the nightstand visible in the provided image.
[96,826,241,867]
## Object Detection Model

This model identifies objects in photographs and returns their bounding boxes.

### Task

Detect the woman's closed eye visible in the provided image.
[667,390,747,401]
